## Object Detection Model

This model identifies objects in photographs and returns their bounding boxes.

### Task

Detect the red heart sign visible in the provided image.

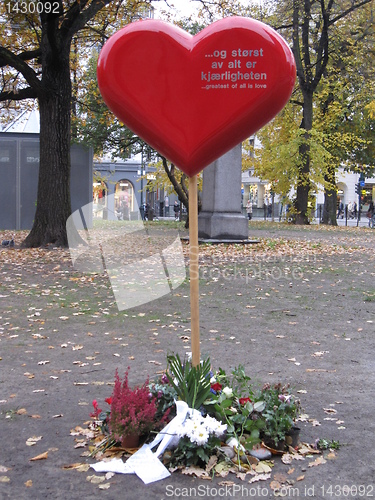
[97,17,295,177]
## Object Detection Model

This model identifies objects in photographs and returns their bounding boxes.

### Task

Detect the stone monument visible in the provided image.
[198,144,249,241]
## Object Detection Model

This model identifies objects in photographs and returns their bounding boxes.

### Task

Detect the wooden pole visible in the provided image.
[189,175,200,367]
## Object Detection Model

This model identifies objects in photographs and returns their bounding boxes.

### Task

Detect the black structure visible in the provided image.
[0,132,93,230]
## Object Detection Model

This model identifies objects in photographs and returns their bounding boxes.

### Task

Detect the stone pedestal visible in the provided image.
[198,145,249,240]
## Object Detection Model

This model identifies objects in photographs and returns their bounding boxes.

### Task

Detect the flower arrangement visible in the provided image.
[165,353,212,409]
[91,368,172,450]
[167,411,227,467]
[88,355,301,469]
[109,368,160,446]
[256,382,300,448]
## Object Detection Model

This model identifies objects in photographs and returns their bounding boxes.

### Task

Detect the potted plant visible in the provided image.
[204,365,266,455]
[108,368,168,448]
[255,383,300,451]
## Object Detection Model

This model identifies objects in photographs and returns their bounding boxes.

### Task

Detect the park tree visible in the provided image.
[0,0,151,247]
[282,0,373,224]
[196,0,373,224]
[242,0,373,224]
[315,2,375,224]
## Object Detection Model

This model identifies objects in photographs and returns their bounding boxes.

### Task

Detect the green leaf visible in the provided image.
[254,401,266,412]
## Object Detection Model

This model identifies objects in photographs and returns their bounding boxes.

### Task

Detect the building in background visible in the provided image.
[241,136,375,219]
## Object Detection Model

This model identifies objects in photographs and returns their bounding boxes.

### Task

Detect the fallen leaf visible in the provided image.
[16,408,27,415]
[236,472,247,481]
[25,480,33,487]
[323,408,337,414]
[181,466,210,479]
[281,453,293,465]
[297,475,305,481]
[298,443,321,455]
[306,368,336,373]
[0,465,9,472]
[255,462,272,473]
[270,480,281,490]
[29,451,48,461]
[205,455,218,474]
[248,473,271,483]
[0,476,10,483]
[62,463,89,470]
[98,483,111,490]
[308,456,326,467]
[86,474,105,484]
[274,473,287,483]
[311,419,321,426]
[26,436,42,446]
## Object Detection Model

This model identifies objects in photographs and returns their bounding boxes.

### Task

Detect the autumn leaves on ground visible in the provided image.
[0,221,374,499]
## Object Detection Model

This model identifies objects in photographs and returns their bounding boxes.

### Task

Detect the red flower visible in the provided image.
[105,397,112,405]
[211,382,222,393]
[239,397,252,405]
[90,399,102,418]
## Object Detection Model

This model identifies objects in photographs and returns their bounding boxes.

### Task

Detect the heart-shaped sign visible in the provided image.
[97,17,296,177]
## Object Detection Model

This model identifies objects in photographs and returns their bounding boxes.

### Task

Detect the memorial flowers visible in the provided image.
[91,368,172,451]
[256,382,300,447]
[167,411,227,467]
[87,355,301,470]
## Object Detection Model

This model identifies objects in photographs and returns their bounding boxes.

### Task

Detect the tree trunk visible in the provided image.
[295,91,313,225]
[322,164,338,225]
[22,38,72,247]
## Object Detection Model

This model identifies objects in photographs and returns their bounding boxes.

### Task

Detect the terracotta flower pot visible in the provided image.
[121,434,140,449]
[262,438,286,454]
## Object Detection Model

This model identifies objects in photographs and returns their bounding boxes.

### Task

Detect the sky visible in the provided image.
[152,0,202,19]
[151,0,260,19]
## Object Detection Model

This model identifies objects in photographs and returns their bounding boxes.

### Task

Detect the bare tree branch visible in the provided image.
[0,86,38,102]
[0,47,42,95]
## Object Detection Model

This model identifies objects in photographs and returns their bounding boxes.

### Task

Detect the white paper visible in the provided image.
[90,401,192,484]
[91,458,133,474]
[126,445,171,484]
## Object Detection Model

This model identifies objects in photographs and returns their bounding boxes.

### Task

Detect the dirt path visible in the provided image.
[0,224,374,499]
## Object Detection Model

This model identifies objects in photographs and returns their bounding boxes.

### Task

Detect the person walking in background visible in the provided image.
[246,199,253,220]
[347,201,354,219]
[173,201,180,221]
[367,201,374,227]
[337,199,344,219]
